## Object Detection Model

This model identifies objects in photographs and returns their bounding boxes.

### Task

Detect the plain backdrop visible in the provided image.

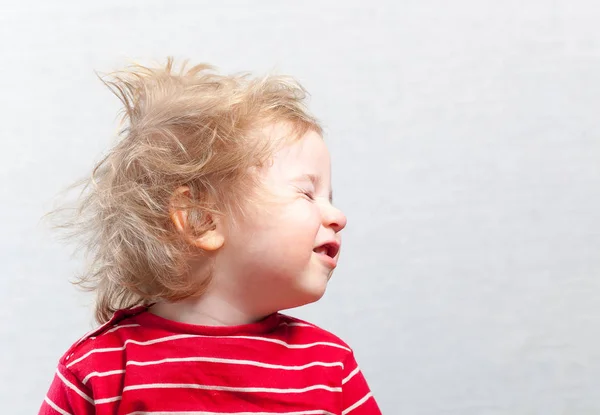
[2,1,600,414]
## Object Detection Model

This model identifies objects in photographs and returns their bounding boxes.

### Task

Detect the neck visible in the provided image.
[150,292,268,327]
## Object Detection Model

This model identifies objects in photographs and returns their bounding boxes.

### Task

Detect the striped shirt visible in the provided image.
[39,307,382,415]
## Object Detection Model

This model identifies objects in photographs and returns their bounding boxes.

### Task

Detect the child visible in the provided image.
[40,59,382,415]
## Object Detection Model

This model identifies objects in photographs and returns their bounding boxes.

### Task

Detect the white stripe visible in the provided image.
[67,333,350,368]
[95,396,122,404]
[44,396,72,415]
[342,367,360,385]
[215,336,349,351]
[65,321,112,362]
[127,356,343,371]
[67,346,126,368]
[105,323,141,333]
[82,369,126,384]
[55,369,94,405]
[279,322,314,328]
[90,324,140,339]
[56,367,122,405]
[126,410,335,415]
[123,383,342,394]
[77,316,117,342]
[342,392,373,415]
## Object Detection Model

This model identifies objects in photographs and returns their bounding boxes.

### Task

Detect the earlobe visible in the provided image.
[192,229,225,251]
[169,186,226,251]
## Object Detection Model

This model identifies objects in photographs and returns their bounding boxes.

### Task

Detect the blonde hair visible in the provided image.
[54,58,322,323]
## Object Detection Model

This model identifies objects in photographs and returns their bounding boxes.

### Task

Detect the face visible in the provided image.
[214,126,347,315]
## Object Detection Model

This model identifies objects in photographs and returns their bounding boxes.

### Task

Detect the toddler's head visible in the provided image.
[66,59,346,323]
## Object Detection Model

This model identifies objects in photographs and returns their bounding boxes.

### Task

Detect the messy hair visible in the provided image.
[53,58,322,324]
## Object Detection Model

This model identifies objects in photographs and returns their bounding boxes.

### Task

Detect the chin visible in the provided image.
[279,285,327,310]
[300,282,329,306]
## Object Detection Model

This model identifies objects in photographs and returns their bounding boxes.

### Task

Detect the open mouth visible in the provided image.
[313,242,340,259]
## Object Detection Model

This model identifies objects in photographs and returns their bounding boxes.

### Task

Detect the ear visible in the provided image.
[170,186,225,251]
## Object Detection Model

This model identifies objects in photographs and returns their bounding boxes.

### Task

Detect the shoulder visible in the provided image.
[58,307,148,379]
[276,313,354,356]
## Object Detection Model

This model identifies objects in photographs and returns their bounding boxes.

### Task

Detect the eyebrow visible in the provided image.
[293,174,333,203]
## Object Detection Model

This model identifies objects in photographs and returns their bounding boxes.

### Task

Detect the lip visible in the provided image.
[313,241,340,269]
[314,251,338,268]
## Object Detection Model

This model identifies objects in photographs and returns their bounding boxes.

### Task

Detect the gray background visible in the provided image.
[2,0,600,414]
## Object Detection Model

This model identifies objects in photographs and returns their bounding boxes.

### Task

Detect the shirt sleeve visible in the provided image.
[39,363,96,415]
[341,352,382,414]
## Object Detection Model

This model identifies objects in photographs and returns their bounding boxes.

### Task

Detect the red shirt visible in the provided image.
[39,307,382,414]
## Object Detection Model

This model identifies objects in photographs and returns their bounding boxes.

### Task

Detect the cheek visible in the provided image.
[279,202,321,240]
[248,202,320,264]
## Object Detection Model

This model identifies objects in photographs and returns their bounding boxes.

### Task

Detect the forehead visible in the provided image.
[269,129,331,176]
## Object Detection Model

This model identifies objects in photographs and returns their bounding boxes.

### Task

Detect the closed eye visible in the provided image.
[295,186,315,201]
[302,190,315,200]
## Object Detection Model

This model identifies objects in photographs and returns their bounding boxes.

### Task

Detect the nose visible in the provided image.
[323,203,347,233]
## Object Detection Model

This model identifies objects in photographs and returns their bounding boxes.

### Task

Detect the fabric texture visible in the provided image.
[39,307,381,415]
